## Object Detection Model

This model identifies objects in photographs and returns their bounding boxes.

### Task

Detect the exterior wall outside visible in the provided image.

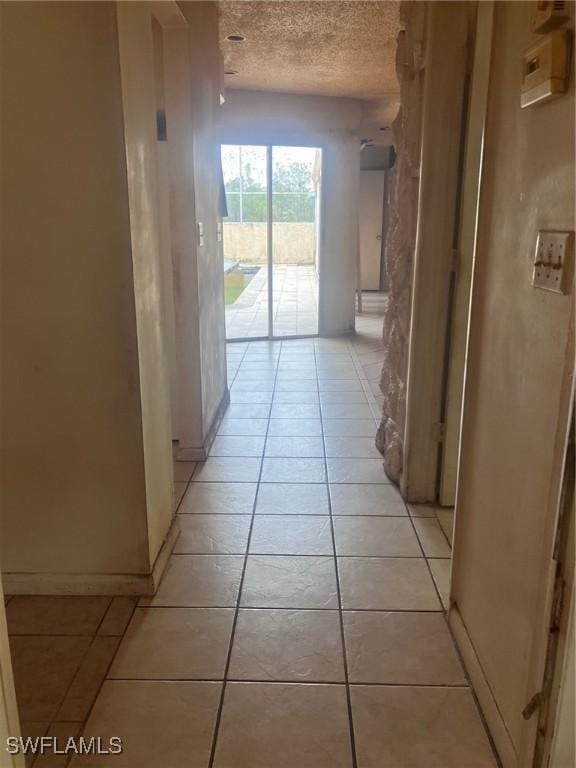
[0,1,151,576]
[451,1,574,762]
[223,222,316,264]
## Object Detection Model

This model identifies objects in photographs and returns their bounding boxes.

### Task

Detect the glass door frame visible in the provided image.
[222,141,324,343]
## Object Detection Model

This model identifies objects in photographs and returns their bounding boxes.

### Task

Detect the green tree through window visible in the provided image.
[223,154,316,223]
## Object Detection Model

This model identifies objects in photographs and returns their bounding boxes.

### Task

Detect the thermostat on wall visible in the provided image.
[521,29,571,108]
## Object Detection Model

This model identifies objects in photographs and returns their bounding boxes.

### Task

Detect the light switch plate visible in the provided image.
[532,230,573,294]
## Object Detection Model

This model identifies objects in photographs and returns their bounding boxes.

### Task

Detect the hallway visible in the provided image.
[5,327,497,767]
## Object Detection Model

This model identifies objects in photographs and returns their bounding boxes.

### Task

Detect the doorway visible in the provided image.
[221,143,322,341]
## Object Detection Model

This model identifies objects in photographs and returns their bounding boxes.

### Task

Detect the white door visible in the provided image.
[358,171,384,290]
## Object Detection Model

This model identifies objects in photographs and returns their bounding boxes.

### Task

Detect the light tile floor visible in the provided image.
[6,305,492,767]
[225,264,319,340]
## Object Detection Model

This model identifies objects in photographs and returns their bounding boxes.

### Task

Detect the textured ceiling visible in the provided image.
[218,1,400,103]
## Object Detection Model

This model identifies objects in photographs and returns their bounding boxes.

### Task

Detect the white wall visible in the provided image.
[116,2,174,566]
[164,25,204,453]
[1,2,150,578]
[1,1,176,588]
[219,90,362,335]
[450,2,574,764]
[182,2,228,433]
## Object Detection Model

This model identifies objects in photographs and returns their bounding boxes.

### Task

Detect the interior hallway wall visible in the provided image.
[218,89,363,336]
[180,2,228,437]
[163,25,204,455]
[375,2,427,482]
[0,1,174,589]
[116,2,174,566]
[450,2,575,764]
[1,1,148,578]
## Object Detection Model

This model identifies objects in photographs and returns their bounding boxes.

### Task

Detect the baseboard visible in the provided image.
[2,517,180,597]
[449,604,518,768]
[319,327,355,338]
[175,387,230,462]
[149,513,180,593]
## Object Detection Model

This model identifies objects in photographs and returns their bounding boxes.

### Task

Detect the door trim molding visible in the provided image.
[401,1,470,502]
[439,0,495,506]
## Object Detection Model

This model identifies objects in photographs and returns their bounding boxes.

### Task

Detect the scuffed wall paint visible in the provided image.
[376,1,427,483]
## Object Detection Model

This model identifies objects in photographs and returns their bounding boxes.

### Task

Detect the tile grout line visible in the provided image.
[51,597,139,768]
[206,339,282,768]
[314,342,359,768]
[117,605,445,613]
[398,489,494,748]
[106,676,471,688]
[169,552,451,560]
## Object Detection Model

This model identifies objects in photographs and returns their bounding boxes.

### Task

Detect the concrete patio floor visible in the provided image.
[225,264,319,340]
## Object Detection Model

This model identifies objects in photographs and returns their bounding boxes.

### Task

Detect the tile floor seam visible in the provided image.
[29,596,137,768]
[31,319,496,767]
[104,677,472,688]
[44,601,113,737]
[315,342,359,768]
[116,605,446,613]
[400,493,491,734]
[207,340,286,768]
[434,507,455,550]
[66,618,136,743]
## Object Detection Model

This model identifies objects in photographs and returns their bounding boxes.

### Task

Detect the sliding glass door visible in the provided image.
[221,144,269,340]
[271,146,320,338]
[221,143,321,341]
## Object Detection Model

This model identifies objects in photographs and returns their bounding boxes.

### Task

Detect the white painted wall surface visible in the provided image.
[359,171,385,289]
[163,25,204,453]
[451,3,575,765]
[116,2,174,566]
[219,90,362,335]
[1,2,150,577]
[181,2,228,434]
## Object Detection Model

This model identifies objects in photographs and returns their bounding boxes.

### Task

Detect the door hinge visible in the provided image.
[522,691,543,720]
[432,422,446,442]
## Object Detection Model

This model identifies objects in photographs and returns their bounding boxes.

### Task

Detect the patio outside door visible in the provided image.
[221,144,322,341]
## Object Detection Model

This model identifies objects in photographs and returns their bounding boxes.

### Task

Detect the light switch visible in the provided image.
[532,230,573,294]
